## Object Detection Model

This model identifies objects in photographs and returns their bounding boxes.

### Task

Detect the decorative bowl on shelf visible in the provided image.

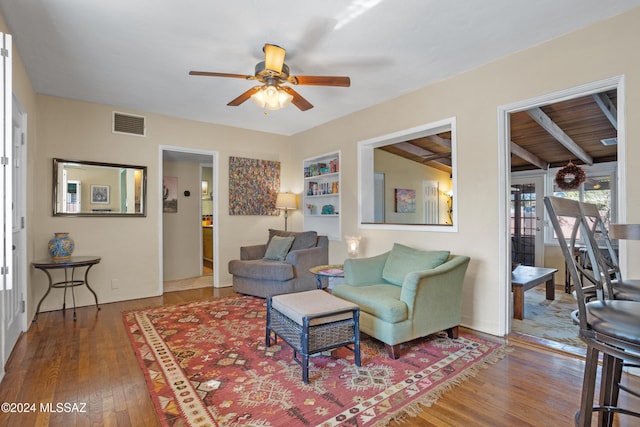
[321,205,334,215]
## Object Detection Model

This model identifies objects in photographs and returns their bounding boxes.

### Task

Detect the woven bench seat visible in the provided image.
[266,289,361,383]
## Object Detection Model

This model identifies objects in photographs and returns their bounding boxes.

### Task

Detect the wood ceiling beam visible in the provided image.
[425,135,452,149]
[420,152,452,163]
[510,141,549,170]
[393,142,451,167]
[592,93,618,130]
[526,107,593,165]
[394,141,432,157]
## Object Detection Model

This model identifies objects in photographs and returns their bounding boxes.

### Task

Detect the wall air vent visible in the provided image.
[112,111,146,136]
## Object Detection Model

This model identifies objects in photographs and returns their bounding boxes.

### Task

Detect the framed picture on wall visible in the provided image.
[394,188,416,213]
[163,176,178,213]
[90,184,110,204]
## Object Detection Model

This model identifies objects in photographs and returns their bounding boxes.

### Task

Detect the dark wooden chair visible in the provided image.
[544,196,640,426]
[579,201,640,301]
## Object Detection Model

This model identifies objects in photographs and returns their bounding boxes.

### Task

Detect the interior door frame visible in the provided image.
[158,146,219,292]
[497,75,626,335]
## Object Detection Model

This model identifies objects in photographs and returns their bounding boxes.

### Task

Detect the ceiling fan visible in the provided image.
[189,44,350,111]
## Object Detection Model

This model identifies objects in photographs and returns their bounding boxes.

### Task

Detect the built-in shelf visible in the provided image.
[306,194,339,199]
[303,151,341,241]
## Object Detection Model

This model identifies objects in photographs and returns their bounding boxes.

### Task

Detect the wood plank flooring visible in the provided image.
[1,287,639,426]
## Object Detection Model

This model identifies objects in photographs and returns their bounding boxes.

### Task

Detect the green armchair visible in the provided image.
[332,244,470,359]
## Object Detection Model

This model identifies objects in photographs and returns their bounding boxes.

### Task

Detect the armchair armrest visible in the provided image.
[285,245,328,270]
[344,251,390,286]
[400,255,471,321]
[240,244,266,260]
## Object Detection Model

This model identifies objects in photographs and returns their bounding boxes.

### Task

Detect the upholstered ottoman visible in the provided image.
[266,289,361,383]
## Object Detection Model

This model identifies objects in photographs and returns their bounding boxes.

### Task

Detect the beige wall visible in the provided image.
[7,8,640,335]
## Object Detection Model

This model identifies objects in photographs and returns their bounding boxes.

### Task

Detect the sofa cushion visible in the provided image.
[382,243,450,286]
[333,284,407,323]
[228,259,294,281]
[268,229,318,250]
[263,235,295,261]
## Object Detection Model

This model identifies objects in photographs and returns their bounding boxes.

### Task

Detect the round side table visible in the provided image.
[32,256,101,321]
[309,264,344,290]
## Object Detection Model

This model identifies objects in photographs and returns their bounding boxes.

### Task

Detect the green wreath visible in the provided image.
[554,162,586,190]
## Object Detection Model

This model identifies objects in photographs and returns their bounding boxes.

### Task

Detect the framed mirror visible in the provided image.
[53,158,147,217]
[358,117,457,231]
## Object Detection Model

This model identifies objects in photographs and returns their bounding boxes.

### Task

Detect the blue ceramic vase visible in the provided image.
[48,232,75,260]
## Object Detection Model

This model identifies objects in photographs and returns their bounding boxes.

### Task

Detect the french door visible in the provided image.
[511,175,545,267]
[1,32,23,375]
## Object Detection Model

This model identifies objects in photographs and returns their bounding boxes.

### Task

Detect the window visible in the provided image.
[545,162,617,244]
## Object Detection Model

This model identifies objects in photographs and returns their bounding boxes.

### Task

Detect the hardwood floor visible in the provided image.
[1,288,639,426]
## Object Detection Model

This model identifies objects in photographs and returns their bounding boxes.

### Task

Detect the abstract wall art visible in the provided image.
[229,156,280,215]
[394,188,416,213]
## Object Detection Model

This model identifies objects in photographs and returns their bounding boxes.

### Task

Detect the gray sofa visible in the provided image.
[228,229,329,298]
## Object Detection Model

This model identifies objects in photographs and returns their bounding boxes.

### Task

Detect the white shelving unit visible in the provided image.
[303,151,341,241]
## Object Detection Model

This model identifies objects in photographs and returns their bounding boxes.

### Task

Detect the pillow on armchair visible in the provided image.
[381,243,450,286]
[263,235,295,261]
[268,229,318,251]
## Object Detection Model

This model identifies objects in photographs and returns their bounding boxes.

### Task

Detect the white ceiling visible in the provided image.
[1,0,639,136]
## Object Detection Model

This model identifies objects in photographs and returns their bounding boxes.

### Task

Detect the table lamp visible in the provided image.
[345,236,361,258]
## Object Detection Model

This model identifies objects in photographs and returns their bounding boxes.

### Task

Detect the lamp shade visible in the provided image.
[276,192,297,210]
[263,44,286,74]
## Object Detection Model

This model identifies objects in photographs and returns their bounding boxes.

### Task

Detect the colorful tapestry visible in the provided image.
[229,156,280,215]
[124,296,510,427]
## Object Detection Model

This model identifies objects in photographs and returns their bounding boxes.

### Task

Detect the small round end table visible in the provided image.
[32,256,101,322]
[309,264,344,289]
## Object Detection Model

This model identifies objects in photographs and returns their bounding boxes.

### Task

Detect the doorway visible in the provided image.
[498,76,625,341]
[201,164,213,275]
[159,147,218,293]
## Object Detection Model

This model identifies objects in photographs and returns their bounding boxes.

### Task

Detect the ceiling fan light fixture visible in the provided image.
[250,85,293,110]
[263,44,286,74]
[190,43,349,111]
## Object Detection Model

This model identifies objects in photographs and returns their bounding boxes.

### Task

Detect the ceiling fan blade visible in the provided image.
[263,44,286,74]
[288,75,351,87]
[189,71,254,80]
[281,86,314,111]
[227,87,261,106]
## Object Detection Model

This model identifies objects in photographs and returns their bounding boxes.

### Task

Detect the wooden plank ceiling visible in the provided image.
[378,89,618,172]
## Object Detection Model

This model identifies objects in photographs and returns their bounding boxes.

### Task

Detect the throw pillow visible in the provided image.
[263,235,295,261]
[382,243,450,286]
[268,229,318,250]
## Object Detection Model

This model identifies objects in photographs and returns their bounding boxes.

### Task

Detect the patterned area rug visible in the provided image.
[511,287,585,349]
[123,296,510,427]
